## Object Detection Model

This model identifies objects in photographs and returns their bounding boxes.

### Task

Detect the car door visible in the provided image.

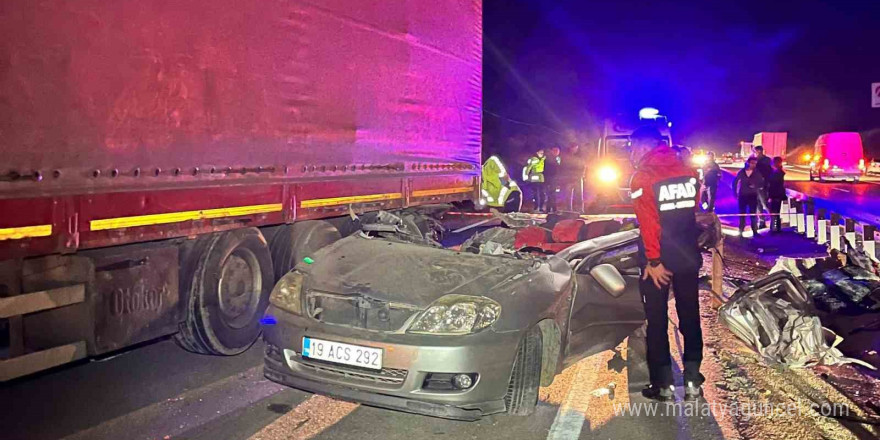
[563,239,646,365]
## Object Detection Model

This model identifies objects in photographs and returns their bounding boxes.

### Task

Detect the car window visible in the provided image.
[598,242,640,271]
[576,241,640,274]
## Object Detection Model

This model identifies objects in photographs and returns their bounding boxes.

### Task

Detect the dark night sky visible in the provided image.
[484,0,880,158]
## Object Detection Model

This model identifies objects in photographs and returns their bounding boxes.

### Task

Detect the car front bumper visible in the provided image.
[261,305,524,420]
[815,169,862,180]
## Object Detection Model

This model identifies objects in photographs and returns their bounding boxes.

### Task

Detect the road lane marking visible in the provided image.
[546,349,610,440]
[62,366,286,440]
[249,395,358,440]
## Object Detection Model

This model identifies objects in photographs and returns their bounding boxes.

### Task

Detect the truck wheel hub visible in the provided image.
[218,248,262,329]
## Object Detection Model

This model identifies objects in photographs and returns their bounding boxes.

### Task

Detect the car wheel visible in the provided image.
[176,228,274,355]
[505,326,543,416]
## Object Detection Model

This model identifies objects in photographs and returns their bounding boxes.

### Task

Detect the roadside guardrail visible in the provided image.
[781,189,878,260]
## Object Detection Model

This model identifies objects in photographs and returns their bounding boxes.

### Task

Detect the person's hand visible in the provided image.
[643,263,673,289]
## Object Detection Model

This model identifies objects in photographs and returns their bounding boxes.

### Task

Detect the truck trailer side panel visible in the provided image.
[0,0,482,379]
[0,0,482,258]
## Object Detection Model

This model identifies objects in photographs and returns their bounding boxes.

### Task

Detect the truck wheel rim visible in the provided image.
[218,248,262,329]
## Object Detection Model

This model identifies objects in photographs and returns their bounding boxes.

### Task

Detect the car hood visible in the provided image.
[297,234,542,308]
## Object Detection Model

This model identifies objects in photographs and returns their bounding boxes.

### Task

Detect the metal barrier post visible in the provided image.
[805,200,816,239]
[797,200,807,234]
[865,225,877,261]
[781,198,791,225]
[712,214,724,308]
[817,208,828,245]
[830,213,843,251]
[845,218,856,249]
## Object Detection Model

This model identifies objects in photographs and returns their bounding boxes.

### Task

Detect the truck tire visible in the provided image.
[505,326,543,416]
[269,220,341,281]
[176,228,274,355]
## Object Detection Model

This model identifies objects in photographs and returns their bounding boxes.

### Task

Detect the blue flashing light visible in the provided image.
[260,315,277,326]
[639,107,660,120]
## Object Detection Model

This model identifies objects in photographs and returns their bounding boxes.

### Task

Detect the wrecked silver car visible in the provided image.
[262,228,646,420]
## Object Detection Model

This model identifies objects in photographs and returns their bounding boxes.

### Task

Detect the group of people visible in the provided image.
[517,129,769,401]
[522,145,586,213]
[731,146,787,237]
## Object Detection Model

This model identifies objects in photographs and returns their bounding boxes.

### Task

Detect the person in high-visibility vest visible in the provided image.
[480,155,522,212]
[522,149,546,212]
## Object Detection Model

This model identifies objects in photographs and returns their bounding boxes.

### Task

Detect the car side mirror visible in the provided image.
[590,264,626,298]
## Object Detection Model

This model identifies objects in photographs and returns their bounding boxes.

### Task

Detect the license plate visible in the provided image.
[302,337,383,370]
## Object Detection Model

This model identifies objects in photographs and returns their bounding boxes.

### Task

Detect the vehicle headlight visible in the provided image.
[597,165,619,184]
[269,271,304,315]
[692,154,708,166]
[408,295,501,335]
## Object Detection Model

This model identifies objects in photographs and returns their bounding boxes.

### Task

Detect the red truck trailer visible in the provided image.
[0,0,482,380]
[752,132,788,160]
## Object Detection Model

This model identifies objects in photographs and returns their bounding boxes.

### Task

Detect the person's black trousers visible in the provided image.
[640,269,704,387]
[738,194,759,234]
[533,182,547,212]
[544,179,558,213]
[768,198,783,232]
[704,184,718,212]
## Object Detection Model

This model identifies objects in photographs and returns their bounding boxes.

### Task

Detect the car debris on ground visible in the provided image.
[719,236,879,371]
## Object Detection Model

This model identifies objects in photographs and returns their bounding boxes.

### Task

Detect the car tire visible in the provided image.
[505,326,543,416]
[269,220,341,282]
[175,228,274,355]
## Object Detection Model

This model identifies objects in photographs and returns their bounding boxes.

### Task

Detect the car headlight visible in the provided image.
[269,271,304,315]
[408,295,501,335]
[597,165,619,184]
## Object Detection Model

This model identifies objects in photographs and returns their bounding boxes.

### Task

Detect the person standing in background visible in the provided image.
[733,157,765,237]
[543,147,563,213]
[563,144,587,212]
[701,152,723,212]
[523,149,546,212]
[753,146,773,228]
[766,157,787,233]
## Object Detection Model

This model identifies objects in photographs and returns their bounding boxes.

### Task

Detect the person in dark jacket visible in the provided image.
[523,149,546,212]
[701,152,723,212]
[766,156,787,233]
[753,146,773,179]
[753,146,773,227]
[561,144,586,212]
[543,147,563,213]
[733,157,765,237]
[629,127,704,402]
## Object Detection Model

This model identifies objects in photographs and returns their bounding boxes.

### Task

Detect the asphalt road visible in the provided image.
[783,167,880,226]
[1,330,730,440]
